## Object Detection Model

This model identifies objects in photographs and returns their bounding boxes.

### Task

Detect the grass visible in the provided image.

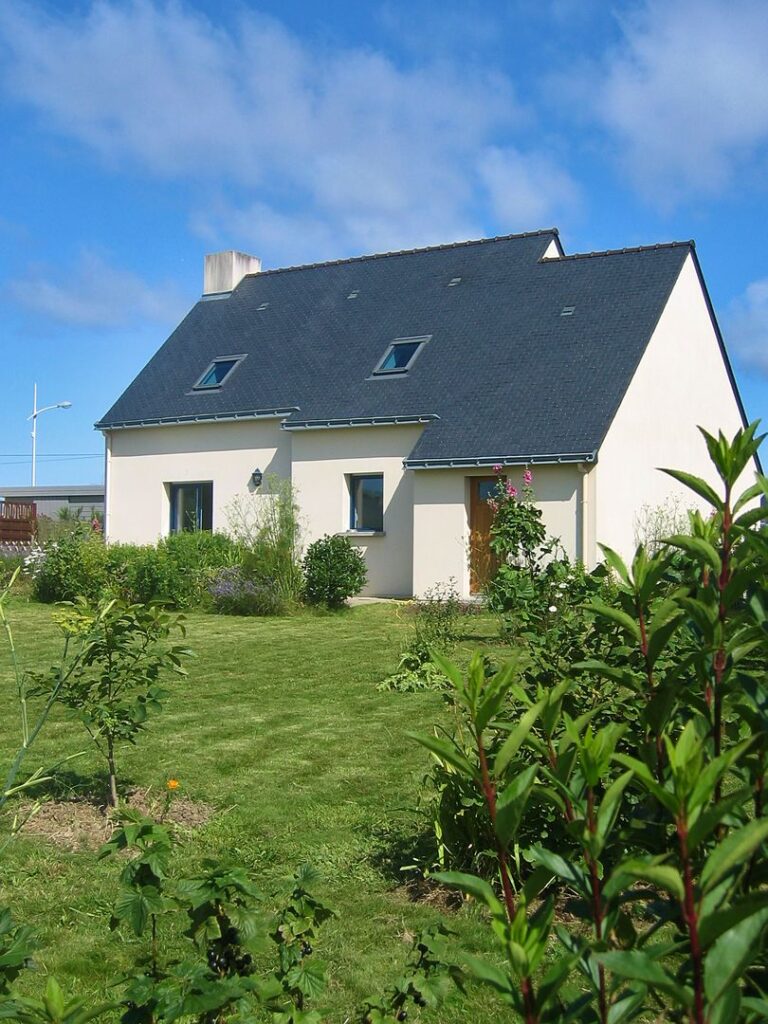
[0,598,509,1022]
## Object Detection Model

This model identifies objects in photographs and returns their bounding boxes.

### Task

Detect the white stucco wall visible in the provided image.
[105,419,290,543]
[412,463,588,598]
[290,424,424,597]
[596,253,748,559]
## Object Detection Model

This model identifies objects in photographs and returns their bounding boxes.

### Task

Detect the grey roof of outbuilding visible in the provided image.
[97,229,701,465]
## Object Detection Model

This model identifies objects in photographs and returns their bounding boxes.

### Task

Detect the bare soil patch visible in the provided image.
[19,788,215,852]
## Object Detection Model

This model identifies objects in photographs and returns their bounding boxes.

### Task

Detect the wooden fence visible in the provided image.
[0,502,37,544]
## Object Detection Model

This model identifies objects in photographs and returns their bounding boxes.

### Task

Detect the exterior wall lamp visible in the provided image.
[251,468,263,488]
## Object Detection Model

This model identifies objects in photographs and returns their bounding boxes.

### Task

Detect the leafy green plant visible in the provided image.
[100,817,333,1024]
[29,600,191,807]
[33,533,108,604]
[357,924,463,1023]
[407,422,768,1023]
[226,475,304,604]
[302,534,367,609]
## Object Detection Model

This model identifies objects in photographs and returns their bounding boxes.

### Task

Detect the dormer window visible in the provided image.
[372,336,430,376]
[193,355,244,390]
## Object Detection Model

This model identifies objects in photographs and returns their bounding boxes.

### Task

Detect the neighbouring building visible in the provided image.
[97,230,750,598]
[0,485,105,522]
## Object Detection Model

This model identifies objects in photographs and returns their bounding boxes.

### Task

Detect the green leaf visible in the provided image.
[699,893,768,949]
[595,770,633,846]
[604,859,684,902]
[597,950,693,1007]
[665,535,722,575]
[494,699,545,775]
[406,732,476,779]
[701,818,768,893]
[43,978,66,1021]
[660,468,722,510]
[598,545,631,585]
[428,652,465,696]
[460,954,514,996]
[584,602,640,641]
[708,986,741,1024]
[704,906,768,1003]
[285,958,327,1000]
[432,872,505,919]
[528,846,589,898]
[495,766,538,847]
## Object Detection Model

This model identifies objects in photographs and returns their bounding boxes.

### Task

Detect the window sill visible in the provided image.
[339,530,386,538]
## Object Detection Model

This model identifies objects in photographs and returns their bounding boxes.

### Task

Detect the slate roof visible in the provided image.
[97,229,699,466]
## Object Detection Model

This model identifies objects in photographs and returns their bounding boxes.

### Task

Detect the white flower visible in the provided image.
[548,605,558,613]
[558,582,568,589]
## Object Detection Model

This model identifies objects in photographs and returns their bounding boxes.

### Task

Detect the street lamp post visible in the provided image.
[28,383,72,487]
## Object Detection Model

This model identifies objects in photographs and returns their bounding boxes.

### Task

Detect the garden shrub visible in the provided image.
[34,531,241,608]
[33,533,109,603]
[408,422,768,1023]
[302,534,367,608]
[208,566,284,616]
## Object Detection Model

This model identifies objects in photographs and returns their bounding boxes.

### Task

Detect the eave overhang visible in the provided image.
[96,408,299,431]
[404,450,598,469]
[282,414,439,432]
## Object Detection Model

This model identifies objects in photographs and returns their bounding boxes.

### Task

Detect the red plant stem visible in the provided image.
[476,733,538,1024]
[676,816,705,1024]
[476,737,517,921]
[586,789,608,1024]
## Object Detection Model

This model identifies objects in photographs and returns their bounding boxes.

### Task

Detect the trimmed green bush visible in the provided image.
[302,534,367,609]
[34,531,242,608]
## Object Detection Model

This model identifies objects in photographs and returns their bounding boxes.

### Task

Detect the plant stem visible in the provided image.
[586,788,608,1024]
[476,735,517,922]
[107,734,119,808]
[712,488,732,803]
[476,732,539,1024]
[676,816,705,1024]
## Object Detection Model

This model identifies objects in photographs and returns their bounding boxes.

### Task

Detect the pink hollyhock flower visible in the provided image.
[492,463,503,474]
[505,483,517,497]
[487,499,498,512]
[523,469,533,485]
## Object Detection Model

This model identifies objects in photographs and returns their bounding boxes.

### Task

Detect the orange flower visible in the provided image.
[167,778,180,790]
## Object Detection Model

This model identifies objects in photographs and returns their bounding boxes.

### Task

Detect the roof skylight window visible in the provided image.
[372,336,430,376]
[193,356,243,390]
[560,305,576,317]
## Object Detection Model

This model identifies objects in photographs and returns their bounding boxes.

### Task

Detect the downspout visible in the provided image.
[103,431,111,542]
[578,462,591,567]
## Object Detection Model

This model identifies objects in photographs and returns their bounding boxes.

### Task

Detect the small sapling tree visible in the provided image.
[31,599,191,807]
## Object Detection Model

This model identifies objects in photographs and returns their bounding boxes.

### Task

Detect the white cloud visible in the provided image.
[0,1,581,261]
[725,278,768,375]
[586,0,768,204]
[7,249,189,329]
[477,147,582,227]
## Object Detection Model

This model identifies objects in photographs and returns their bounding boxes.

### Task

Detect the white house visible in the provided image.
[98,230,749,598]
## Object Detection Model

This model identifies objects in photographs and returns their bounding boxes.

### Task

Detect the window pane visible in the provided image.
[198,359,238,387]
[380,341,421,371]
[352,475,383,531]
[171,482,213,533]
[199,482,213,531]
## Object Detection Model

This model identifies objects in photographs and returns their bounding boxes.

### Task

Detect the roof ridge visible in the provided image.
[252,228,560,277]
[546,240,694,263]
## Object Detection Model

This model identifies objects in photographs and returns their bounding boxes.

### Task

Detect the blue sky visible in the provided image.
[1,0,767,486]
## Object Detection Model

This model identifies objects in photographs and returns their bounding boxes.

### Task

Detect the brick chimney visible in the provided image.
[203,251,261,295]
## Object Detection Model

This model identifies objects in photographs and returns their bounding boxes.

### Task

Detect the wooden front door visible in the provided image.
[469,477,500,594]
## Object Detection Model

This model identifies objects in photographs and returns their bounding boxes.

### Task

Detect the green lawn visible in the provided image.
[0,599,508,1022]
